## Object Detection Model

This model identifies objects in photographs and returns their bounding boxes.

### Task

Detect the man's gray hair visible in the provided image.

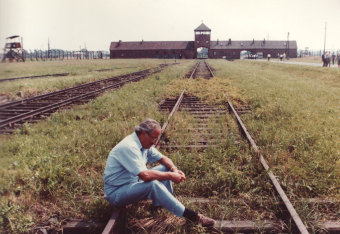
[135,118,161,135]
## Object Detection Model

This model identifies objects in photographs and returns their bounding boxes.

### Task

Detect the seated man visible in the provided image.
[103,118,215,227]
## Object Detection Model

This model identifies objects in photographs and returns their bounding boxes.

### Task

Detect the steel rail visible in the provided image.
[156,60,217,148]
[189,61,200,79]
[0,75,147,128]
[101,61,312,233]
[189,60,214,79]
[204,61,214,77]
[0,73,69,82]
[99,66,173,234]
[0,67,163,132]
[0,68,154,109]
[227,100,309,234]
[155,88,186,147]
[158,61,308,232]
[101,209,121,234]
[154,61,200,144]
[156,60,201,145]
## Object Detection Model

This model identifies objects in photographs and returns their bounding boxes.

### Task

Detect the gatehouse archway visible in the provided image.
[197,47,208,59]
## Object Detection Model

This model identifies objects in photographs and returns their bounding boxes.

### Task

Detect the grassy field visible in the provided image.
[0,59,168,102]
[211,60,340,197]
[288,56,325,64]
[0,59,339,233]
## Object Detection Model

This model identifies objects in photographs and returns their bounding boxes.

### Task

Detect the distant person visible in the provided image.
[337,54,340,68]
[280,54,283,61]
[267,53,271,61]
[322,53,330,67]
[322,53,326,67]
[327,52,331,67]
[332,53,336,65]
[103,118,215,227]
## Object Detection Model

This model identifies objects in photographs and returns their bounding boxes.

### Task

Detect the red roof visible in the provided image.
[110,41,194,50]
[194,23,211,32]
[210,40,297,49]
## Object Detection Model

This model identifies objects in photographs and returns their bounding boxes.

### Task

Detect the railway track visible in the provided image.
[155,61,310,233]
[94,66,138,72]
[0,65,169,134]
[0,68,138,83]
[70,61,339,233]
[187,60,214,79]
[159,95,229,150]
[0,73,69,82]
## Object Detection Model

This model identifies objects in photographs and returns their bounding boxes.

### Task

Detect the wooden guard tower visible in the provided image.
[2,35,25,62]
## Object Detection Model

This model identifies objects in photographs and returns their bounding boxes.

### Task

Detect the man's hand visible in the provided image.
[138,168,186,183]
[158,156,186,183]
[170,170,186,184]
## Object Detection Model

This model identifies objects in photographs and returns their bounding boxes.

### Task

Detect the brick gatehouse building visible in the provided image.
[110,23,297,59]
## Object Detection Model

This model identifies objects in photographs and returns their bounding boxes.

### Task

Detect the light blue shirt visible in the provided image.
[103,132,163,195]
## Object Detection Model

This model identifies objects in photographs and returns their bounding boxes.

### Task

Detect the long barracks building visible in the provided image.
[110,23,297,59]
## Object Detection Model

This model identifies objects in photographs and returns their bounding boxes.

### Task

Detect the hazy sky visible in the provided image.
[0,0,339,51]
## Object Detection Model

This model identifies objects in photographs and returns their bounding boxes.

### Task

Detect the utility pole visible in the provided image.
[323,22,327,54]
[48,38,50,59]
[287,32,290,59]
[21,37,25,62]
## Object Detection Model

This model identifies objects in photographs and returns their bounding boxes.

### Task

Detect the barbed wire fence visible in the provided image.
[1,49,110,62]
[298,49,340,57]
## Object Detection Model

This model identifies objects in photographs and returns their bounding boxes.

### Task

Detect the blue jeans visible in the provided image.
[105,165,185,217]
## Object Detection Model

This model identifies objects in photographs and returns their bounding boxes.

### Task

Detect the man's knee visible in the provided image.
[149,180,163,188]
[146,180,169,194]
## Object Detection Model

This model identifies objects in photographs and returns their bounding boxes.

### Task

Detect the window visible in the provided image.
[213,52,216,56]
[121,53,124,57]
[197,41,199,44]
[206,41,209,44]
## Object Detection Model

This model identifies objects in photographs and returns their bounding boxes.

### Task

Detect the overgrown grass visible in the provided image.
[0,59,339,233]
[210,59,340,198]
[0,59,170,102]
[0,60,193,233]
[288,56,324,64]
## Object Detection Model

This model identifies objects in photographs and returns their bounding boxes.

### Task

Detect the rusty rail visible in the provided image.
[157,62,309,233]
[189,61,200,79]
[227,100,309,234]
[0,73,69,82]
[155,89,186,147]
[0,66,167,134]
[100,61,314,233]
[101,209,121,234]
[204,60,214,77]
[190,60,214,79]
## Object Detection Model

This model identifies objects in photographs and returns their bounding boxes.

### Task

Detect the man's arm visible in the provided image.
[158,156,186,176]
[158,156,178,172]
[138,156,186,183]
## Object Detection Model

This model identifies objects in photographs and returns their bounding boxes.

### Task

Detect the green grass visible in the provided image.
[210,59,340,197]
[0,59,339,233]
[288,56,324,64]
[0,60,193,233]
[0,59,170,102]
